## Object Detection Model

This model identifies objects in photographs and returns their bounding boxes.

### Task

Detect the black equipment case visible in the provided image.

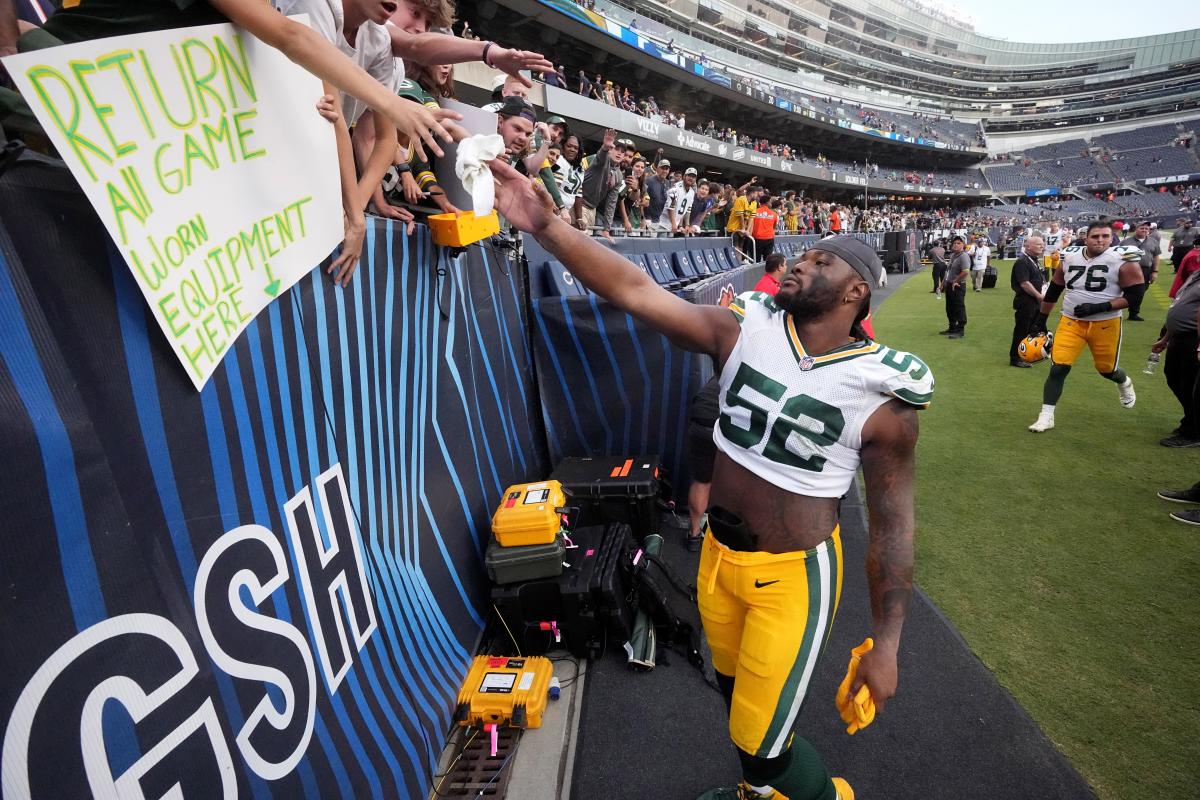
[491,523,634,659]
[982,265,998,288]
[550,456,668,539]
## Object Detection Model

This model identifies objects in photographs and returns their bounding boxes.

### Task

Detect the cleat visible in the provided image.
[696,783,776,800]
[1170,509,1200,526]
[1028,411,1055,432]
[832,777,855,800]
[1118,377,1136,409]
[1158,484,1200,504]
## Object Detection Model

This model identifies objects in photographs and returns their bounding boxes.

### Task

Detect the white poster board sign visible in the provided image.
[3,20,342,390]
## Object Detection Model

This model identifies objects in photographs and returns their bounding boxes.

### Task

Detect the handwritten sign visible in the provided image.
[3,20,341,389]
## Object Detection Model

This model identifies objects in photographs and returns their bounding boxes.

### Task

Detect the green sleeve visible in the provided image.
[539,164,565,210]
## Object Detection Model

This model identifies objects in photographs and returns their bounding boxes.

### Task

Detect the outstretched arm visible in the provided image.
[209,0,458,162]
[387,28,552,85]
[853,399,919,713]
[491,159,739,359]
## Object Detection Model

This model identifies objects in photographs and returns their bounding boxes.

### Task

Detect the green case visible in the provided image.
[485,534,566,585]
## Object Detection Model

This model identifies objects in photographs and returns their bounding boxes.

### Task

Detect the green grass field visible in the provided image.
[873,258,1200,800]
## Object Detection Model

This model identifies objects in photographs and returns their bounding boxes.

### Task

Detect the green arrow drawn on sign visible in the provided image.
[263,260,280,297]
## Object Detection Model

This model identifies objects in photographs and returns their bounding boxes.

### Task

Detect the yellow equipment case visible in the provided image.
[454,655,554,729]
[491,481,566,547]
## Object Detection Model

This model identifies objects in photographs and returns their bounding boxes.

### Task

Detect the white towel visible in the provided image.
[455,134,506,217]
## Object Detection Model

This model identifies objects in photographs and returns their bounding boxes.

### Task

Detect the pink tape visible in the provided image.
[488,724,498,757]
[632,549,644,566]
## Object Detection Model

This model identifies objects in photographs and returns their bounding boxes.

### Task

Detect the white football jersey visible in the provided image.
[713,292,934,498]
[1060,245,1143,321]
[1044,230,1065,253]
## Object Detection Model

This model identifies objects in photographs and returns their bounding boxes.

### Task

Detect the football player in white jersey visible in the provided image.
[1043,222,1065,282]
[491,159,932,800]
[1029,221,1145,432]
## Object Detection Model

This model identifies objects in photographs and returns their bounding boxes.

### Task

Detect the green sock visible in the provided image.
[742,738,836,800]
[1043,363,1071,405]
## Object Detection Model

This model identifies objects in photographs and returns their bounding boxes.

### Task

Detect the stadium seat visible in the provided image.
[545,261,588,297]
[719,247,740,271]
[646,251,684,289]
[671,250,702,283]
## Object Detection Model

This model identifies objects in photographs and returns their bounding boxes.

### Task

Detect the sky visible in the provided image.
[944,0,1200,43]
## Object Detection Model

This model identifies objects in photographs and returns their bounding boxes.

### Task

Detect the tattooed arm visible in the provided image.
[852,398,919,712]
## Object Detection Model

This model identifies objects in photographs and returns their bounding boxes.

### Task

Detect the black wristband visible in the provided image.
[482,41,495,68]
[394,163,412,174]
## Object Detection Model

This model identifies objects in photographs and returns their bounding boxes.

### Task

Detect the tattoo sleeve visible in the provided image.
[860,401,918,649]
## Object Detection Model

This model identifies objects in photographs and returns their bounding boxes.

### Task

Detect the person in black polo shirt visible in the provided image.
[1010,236,1046,367]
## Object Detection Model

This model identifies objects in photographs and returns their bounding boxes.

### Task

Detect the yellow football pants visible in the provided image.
[1052,315,1123,373]
[696,527,844,758]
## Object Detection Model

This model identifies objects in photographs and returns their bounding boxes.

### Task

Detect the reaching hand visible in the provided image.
[601,128,616,150]
[489,47,554,86]
[400,171,423,205]
[315,94,339,124]
[386,97,462,164]
[490,158,558,236]
[329,212,365,288]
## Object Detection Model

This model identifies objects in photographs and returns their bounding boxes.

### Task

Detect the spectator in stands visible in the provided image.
[686,180,716,234]
[726,180,760,253]
[618,157,646,234]
[1172,219,1196,273]
[556,134,584,227]
[1151,270,1200,447]
[1010,236,1046,368]
[703,184,729,234]
[1121,221,1160,320]
[754,252,786,294]
[578,128,625,237]
[749,196,780,260]
[644,158,672,234]
[941,236,969,338]
[829,205,842,233]
[576,69,592,97]
[382,62,460,216]
[482,73,530,110]
[667,168,698,235]
[1169,240,1200,299]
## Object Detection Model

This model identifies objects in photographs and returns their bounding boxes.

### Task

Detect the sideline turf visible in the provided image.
[874,259,1200,800]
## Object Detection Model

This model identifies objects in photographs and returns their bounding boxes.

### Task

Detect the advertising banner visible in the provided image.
[0,157,545,799]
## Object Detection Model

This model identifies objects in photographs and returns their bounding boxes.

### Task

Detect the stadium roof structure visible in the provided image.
[484,0,1200,137]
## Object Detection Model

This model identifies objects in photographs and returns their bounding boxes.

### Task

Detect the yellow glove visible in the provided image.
[835,638,877,735]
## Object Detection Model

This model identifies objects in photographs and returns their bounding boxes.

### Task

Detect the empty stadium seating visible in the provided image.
[1025,139,1089,161]
[1107,146,1199,181]
[1092,123,1181,150]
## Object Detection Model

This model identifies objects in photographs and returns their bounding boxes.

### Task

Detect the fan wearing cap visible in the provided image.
[667,168,699,234]
[490,158,931,800]
[494,97,567,213]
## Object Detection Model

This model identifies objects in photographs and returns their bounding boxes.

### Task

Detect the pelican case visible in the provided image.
[491,480,567,546]
[550,456,668,539]
[485,534,566,585]
[453,655,553,729]
[982,265,998,289]
[490,522,634,659]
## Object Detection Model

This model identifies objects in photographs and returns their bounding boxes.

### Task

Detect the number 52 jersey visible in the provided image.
[1060,245,1143,322]
[714,292,934,499]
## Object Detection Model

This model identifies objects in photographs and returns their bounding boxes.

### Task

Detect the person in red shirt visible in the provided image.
[1169,240,1200,298]
[753,252,785,294]
[750,197,780,260]
[830,205,842,233]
